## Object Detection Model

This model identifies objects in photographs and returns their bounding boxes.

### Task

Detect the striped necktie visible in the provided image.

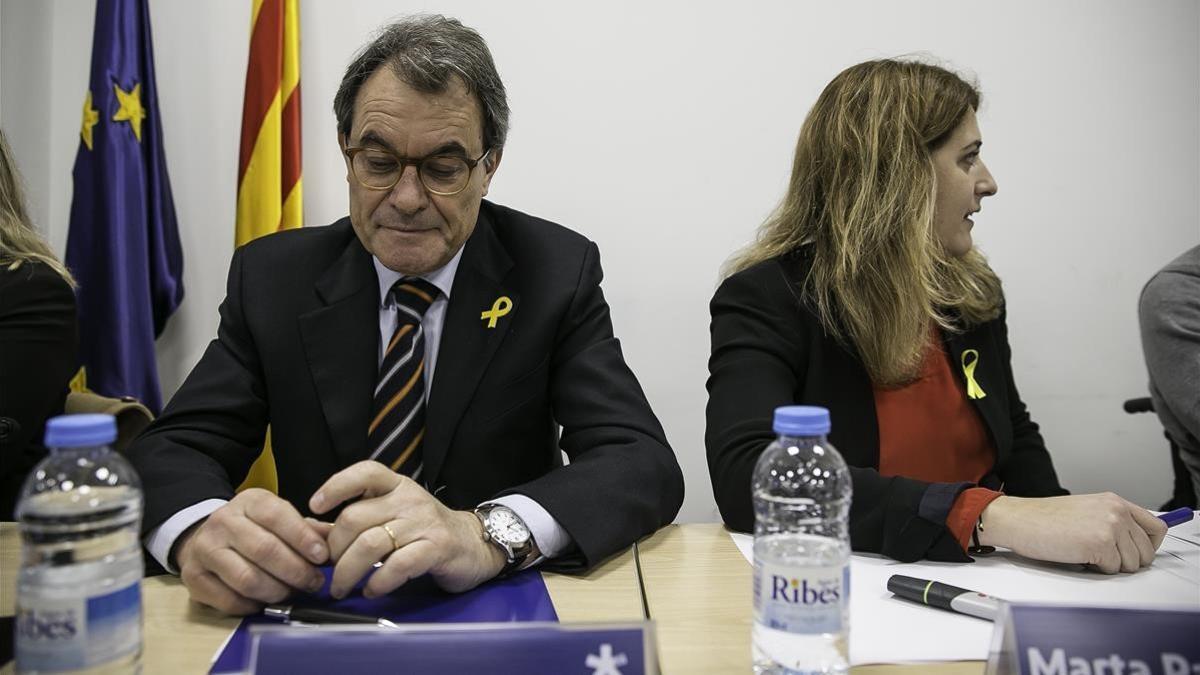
[369,277,439,478]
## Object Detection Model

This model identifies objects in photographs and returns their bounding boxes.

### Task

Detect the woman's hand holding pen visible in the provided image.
[977,492,1168,574]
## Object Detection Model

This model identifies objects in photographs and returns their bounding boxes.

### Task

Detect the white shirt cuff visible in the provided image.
[483,494,572,564]
[144,499,228,574]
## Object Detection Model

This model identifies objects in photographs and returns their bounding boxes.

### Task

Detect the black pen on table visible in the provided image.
[264,605,399,628]
[886,575,1005,621]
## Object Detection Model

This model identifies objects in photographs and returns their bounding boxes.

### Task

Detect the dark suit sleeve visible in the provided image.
[503,242,684,570]
[705,268,973,563]
[992,309,1068,497]
[705,268,803,532]
[125,247,270,534]
[0,263,77,519]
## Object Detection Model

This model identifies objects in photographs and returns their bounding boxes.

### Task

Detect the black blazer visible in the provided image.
[0,261,78,520]
[126,201,684,569]
[706,252,1067,562]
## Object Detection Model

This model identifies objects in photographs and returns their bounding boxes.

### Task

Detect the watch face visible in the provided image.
[489,508,530,545]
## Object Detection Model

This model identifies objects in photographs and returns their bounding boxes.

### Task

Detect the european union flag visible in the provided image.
[65,0,183,413]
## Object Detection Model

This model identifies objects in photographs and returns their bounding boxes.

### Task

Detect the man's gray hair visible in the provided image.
[333,15,510,151]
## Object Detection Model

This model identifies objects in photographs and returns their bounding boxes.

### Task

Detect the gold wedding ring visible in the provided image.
[381,523,401,551]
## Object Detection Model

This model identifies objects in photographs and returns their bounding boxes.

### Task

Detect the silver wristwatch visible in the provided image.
[473,504,538,574]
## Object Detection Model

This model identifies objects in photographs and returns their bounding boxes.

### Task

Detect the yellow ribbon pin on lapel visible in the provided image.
[481,296,512,328]
[961,349,986,400]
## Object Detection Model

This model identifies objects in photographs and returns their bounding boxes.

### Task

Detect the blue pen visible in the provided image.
[1158,507,1194,527]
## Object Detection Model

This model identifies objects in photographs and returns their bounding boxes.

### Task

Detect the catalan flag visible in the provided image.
[237,0,302,244]
[65,0,184,414]
[236,0,302,492]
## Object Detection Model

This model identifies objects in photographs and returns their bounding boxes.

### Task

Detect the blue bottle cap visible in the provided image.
[773,405,831,436]
[43,414,118,448]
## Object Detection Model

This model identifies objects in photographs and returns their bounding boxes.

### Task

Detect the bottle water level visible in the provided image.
[753,532,849,675]
[17,486,143,674]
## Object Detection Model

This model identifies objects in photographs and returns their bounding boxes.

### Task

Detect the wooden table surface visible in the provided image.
[637,524,983,675]
[3,522,983,673]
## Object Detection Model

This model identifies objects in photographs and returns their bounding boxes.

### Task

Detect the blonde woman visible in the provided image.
[0,129,78,519]
[706,60,1166,572]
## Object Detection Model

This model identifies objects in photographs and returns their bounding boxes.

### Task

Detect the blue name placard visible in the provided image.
[987,605,1200,675]
[246,622,656,675]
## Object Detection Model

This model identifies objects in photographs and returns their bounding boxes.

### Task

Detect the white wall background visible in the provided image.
[2,0,1197,522]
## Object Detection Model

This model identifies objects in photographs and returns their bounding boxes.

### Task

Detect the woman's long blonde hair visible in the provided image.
[0,129,75,285]
[726,59,1002,385]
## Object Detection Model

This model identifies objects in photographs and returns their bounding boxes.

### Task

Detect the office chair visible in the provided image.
[1123,396,1197,511]
[64,391,153,454]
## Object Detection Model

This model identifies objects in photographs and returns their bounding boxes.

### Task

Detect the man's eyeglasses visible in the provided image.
[343,146,492,196]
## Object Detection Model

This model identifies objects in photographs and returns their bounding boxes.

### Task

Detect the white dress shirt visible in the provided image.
[145,248,570,572]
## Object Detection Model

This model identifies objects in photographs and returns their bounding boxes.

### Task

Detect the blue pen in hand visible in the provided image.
[1158,507,1194,528]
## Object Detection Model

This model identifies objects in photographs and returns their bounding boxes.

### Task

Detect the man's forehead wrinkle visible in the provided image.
[354,119,482,158]
[354,113,477,151]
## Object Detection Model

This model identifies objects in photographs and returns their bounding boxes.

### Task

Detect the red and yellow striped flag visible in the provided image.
[236,0,301,493]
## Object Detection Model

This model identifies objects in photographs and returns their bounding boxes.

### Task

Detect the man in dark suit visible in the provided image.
[126,15,683,614]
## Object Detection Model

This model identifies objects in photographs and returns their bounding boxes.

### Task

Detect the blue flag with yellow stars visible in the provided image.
[65,0,183,413]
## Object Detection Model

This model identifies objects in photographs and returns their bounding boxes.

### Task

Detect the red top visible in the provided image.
[873,327,1003,550]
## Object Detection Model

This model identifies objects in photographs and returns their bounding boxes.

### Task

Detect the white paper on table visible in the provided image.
[729,518,1200,666]
[1167,511,1200,547]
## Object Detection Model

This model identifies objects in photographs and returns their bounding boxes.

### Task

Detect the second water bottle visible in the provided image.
[752,405,852,675]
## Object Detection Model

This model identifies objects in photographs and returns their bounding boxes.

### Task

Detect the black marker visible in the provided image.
[886,574,1004,621]
[264,605,399,628]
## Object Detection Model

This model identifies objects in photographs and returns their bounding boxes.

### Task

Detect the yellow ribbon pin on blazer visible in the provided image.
[961,349,986,400]
[481,296,512,328]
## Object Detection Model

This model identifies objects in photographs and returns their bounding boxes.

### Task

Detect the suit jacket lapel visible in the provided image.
[424,209,516,488]
[298,234,378,467]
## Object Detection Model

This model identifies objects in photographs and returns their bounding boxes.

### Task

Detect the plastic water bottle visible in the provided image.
[15,414,144,674]
[752,406,852,674]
